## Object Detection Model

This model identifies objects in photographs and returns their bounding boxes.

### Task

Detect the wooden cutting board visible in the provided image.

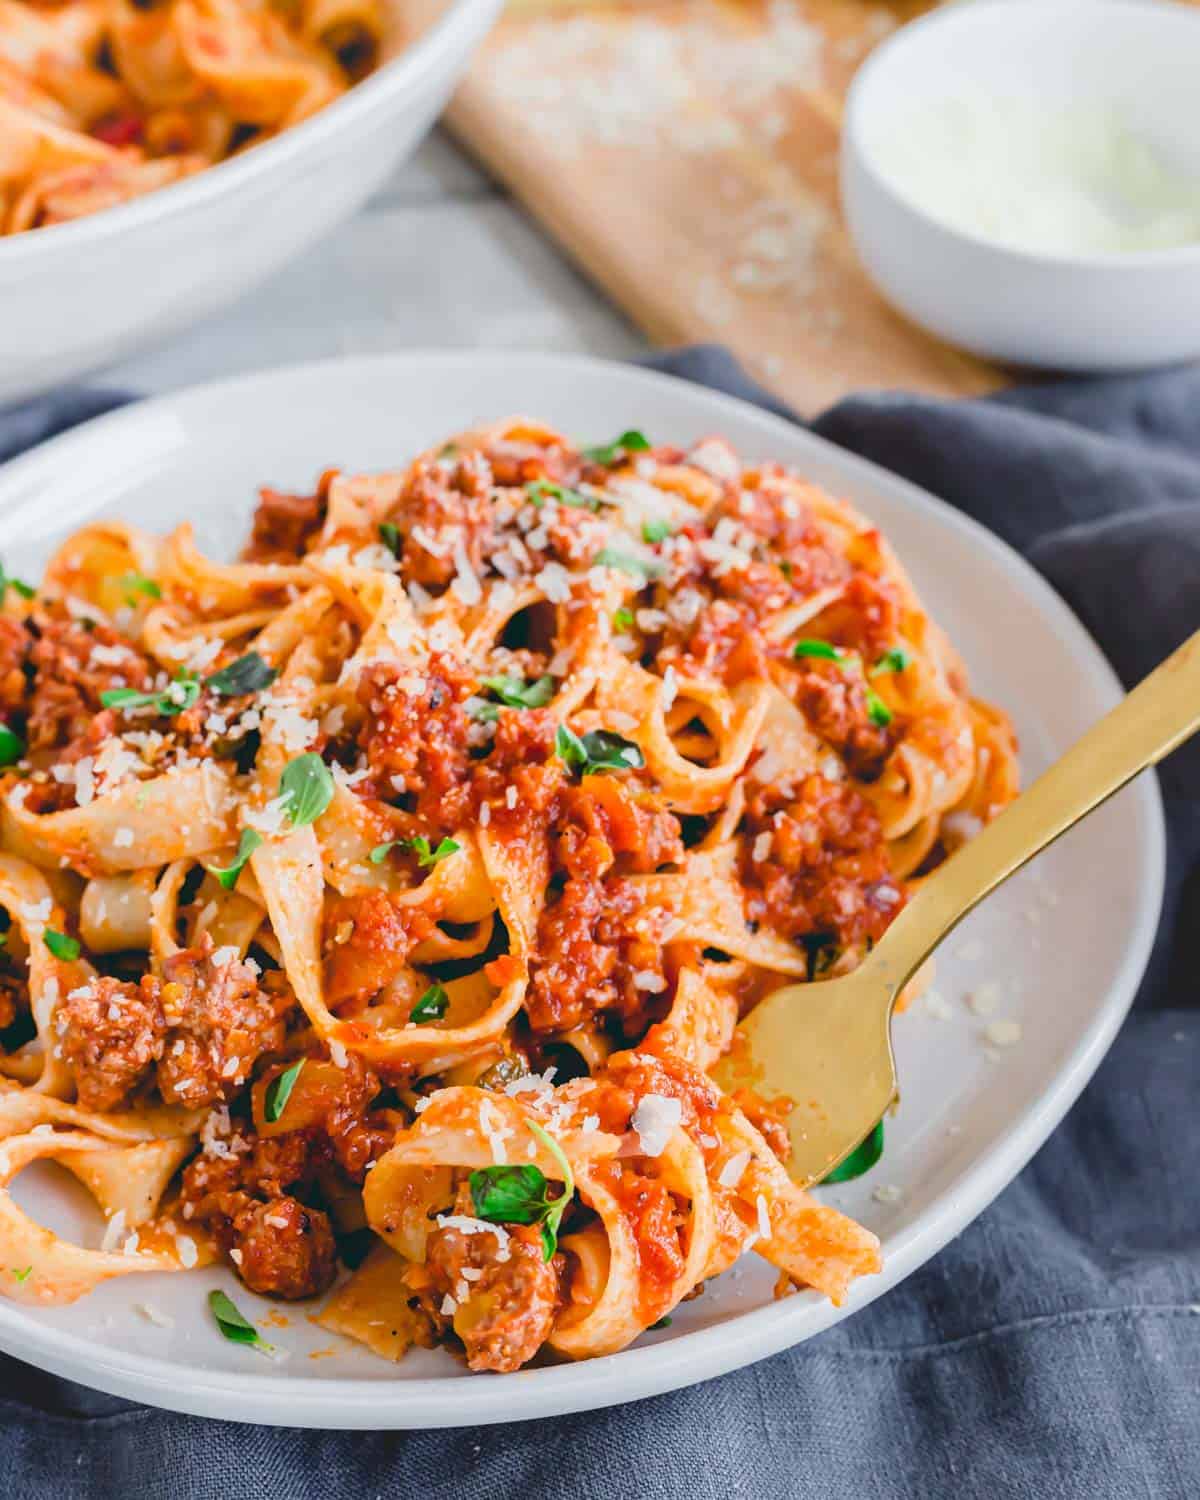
[446,0,1009,414]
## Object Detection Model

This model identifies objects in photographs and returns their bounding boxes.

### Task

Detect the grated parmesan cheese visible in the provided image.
[718,1149,752,1189]
[631,1094,682,1157]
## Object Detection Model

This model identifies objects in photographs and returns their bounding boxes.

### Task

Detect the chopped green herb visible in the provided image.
[821,1119,884,1184]
[0,724,23,766]
[800,931,838,981]
[437,442,459,460]
[791,639,842,662]
[120,572,162,603]
[43,929,80,962]
[477,1055,529,1092]
[581,430,651,465]
[366,834,459,870]
[865,689,893,728]
[207,1288,276,1356]
[612,607,635,632]
[278,753,334,829]
[792,640,896,728]
[641,519,672,544]
[468,699,500,724]
[481,674,554,709]
[0,563,35,603]
[263,1059,305,1123]
[555,725,644,776]
[401,835,460,869]
[779,560,793,580]
[379,522,402,556]
[11,1265,31,1283]
[526,479,601,512]
[593,547,664,579]
[870,648,911,677]
[100,675,201,717]
[205,651,277,697]
[207,828,262,891]
[410,984,448,1024]
[649,1315,673,1330]
[468,1120,575,1260]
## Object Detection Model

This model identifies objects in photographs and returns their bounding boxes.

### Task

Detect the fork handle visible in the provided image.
[871,626,1199,993]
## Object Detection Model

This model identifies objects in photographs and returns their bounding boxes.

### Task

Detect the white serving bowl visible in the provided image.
[841,0,1200,371]
[0,0,500,406]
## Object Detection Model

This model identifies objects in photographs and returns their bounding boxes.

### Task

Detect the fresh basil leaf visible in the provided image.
[792,639,842,661]
[469,1163,550,1226]
[205,651,278,697]
[0,563,34,602]
[641,519,672,544]
[612,607,634,632]
[871,648,911,677]
[554,724,643,776]
[527,1120,574,1261]
[263,1059,305,1123]
[866,689,893,728]
[554,723,588,769]
[401,835,460,869]
[208,1289,276,1355]
[468,1121,575,1260]
[525,479,601,512]
[593,547,664,579]
[100,675,200,716]
[821,1119,884,1184]
[0,724,23,766]
[800,931,838,981]
[207,828,262,891]
[581,430,651,465]
[43,929,80,961]
[581,728,644,772]
[120,572,161,602]
[279,753,334,829]
[379,522,402,556]
[410,983,448,1023]
[482,674,554,709]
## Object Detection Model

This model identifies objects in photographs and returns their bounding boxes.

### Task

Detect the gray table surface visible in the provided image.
[109,135,646,396]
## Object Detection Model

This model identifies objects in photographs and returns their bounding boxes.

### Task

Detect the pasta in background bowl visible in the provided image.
[0,0,388,235]
[0,0,501,404]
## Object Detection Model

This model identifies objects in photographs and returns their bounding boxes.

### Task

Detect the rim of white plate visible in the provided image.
[0,352,1166,1427]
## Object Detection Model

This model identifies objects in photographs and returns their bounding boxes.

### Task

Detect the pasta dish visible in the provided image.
[0,420,1017,1372]
[0,0,383,235]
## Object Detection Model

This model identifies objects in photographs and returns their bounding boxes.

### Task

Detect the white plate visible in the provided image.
[0,352,1164,1428]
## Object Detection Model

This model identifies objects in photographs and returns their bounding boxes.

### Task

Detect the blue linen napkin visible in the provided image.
[1,350,1197,1500]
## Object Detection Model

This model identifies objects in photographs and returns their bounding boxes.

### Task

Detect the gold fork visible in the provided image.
[712,627,1199,1187]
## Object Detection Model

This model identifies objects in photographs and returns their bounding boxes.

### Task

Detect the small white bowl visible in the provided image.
[841,0,1200,371]
[0,0,501,406]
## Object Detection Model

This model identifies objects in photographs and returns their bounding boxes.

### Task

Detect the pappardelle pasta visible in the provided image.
[0,420,1017,1372]
[0,0,384,235]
